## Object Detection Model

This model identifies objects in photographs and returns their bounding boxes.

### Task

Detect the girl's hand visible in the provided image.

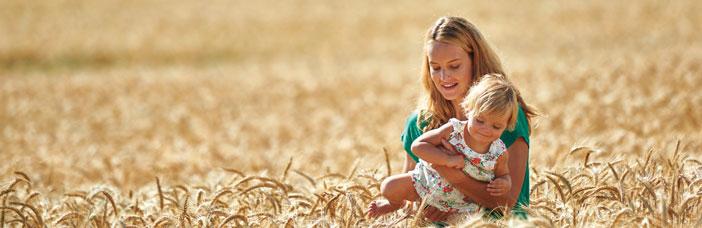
[487,177,511,196]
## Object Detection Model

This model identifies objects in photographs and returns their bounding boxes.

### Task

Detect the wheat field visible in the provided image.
[1,0,701,227]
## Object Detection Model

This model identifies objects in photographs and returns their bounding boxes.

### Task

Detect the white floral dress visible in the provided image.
[411,118,507,213]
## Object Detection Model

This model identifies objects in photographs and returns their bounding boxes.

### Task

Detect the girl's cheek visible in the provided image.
[490,128,500,137]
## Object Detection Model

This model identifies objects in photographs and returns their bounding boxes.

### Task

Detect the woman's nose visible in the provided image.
[439,69,448,80]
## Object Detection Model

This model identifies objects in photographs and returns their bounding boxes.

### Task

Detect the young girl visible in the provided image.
[368,74,518,217]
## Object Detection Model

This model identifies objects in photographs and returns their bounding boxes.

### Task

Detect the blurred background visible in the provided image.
[1,0,701,194]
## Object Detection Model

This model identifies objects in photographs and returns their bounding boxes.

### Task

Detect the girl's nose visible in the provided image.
[478,124,490,134]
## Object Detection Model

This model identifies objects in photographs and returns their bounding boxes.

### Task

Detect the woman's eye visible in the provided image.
[476,119,484,124]
[492,125,501,130]
[431,67,440,71]
[450,65,460,69]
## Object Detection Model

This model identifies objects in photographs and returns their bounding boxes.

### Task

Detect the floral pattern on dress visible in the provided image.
[411,118,506,213]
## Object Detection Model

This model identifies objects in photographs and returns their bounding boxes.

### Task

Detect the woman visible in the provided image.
[398,16,537,222]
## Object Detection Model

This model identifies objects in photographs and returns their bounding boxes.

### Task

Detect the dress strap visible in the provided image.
[448,118,464,135]
[489,139,508,157]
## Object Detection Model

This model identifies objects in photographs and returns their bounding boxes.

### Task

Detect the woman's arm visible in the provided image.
[432,138,529,209]
[410,123,462,167]
[403,153,416,173]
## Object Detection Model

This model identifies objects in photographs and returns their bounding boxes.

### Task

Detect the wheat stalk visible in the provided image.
[54,211,80,226]
[10,201,43,227]
[156,177,164,212]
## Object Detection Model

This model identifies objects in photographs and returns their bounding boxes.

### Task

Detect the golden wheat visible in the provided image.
[2,0,702,226]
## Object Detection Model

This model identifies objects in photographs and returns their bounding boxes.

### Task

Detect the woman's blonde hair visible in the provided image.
[462,74,519,131]
[417,16,537,133]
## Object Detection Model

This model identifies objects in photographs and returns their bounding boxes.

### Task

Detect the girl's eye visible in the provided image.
[492,125,501,130]
[450,65,460,69]
[431,66,440,71]
[476,119,484,124]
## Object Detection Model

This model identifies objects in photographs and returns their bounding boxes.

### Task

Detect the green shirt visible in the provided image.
[400,106,530,218]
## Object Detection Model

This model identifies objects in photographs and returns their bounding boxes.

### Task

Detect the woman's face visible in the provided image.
[427,41,473,102]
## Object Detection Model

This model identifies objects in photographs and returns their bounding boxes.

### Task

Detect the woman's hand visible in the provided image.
[445,155,465,169]
[435,139,464,169]
[439,139,459,155]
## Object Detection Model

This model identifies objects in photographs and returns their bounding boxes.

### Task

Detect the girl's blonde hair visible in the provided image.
[417,16,537,133]
[462,74,519,131]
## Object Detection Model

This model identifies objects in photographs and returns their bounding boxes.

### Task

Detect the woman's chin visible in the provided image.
[438,88,465,101]
[439,92,461,101]
[447,97,463,103]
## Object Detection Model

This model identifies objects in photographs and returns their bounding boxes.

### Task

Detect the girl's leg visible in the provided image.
[367,173,420,217]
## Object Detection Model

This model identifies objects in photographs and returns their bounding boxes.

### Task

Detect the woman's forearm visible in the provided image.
[432,166,516,208]
[403,154,416,173]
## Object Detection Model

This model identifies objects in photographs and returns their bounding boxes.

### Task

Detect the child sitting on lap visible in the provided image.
[368,74,518,217]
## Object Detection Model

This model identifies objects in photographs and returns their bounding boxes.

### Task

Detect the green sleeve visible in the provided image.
[400,112,423,163]
[499,105,530,147]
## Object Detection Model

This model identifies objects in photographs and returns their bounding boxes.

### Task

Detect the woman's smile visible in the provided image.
[441,82,458,89]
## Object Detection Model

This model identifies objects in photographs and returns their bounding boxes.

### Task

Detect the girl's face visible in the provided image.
[467,112,509,145]
[427,41,473,102]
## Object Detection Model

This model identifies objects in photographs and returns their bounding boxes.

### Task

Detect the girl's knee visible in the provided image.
[379,177,395,195]
[380,175,411,198]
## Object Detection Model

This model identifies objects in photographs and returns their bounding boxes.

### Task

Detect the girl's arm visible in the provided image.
[410,123,463,167]
[488,151,512,196]
[432,138,528,209]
